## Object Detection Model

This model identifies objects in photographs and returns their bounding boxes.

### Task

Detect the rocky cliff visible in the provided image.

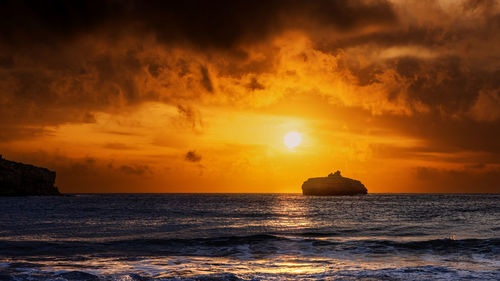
[0,155,60,196]
[302,171,367,196]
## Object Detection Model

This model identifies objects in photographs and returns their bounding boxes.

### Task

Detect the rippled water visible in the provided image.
[0,193,499,280]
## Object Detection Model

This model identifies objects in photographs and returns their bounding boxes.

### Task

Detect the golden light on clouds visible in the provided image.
[0,0,499,193]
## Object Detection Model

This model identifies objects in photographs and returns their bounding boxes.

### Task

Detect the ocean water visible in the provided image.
[0,194,499,280]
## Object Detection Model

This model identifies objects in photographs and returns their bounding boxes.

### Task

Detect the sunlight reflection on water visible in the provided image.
[1,194,499,280]
[4,253,498,280]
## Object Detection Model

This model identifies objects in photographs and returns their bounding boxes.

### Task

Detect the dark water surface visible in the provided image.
[0,193,499,280]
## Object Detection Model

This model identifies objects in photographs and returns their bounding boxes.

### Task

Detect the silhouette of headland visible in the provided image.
[302,170,367,196]
[0,154,60,196]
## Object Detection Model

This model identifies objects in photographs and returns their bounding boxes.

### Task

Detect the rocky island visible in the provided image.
[0,155,60,196]
[302,170,367,196]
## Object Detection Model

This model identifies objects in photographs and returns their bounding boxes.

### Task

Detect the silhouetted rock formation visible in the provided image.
[302,170,367,196]
[0,155,60,196]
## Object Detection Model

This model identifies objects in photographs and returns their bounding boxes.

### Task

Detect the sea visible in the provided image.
[0,194,499,280]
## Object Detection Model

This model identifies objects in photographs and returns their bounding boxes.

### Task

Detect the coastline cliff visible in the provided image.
[0,155,60,196]
[302,171,367,196]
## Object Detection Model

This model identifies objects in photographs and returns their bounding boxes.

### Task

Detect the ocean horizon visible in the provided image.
[58,192,500,195]
[1,193,499,280]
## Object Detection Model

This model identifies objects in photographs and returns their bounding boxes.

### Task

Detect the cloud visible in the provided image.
[200,66,214,93]
[414,166,500,193]
[0,0,495,122]
[103,143,135,150]
[119,164,151,176]
[0,1,397,49]
[247,77,265,91]
[185,150,202,162]
[469,90,500,122]
[0,126,51,142]
[0,0,498,169]
[175,104,203,131]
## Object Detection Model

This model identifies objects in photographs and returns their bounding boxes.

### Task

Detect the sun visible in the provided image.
[284,131,302,149]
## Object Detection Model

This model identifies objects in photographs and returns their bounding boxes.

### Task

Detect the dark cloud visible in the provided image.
[0,0,397,49]
[0,0,499,171]
[383,114,500,154]
[0,0,396,118]
[397,56,482,114]
[103,143,134,150]
[176,104,203,130]
[185,151,202,162]
[0,0,397,142]
[463,0,498,11]
[414,166,500,193]
[465,163,486,169]
[247,77,265,91]
[334,51,500,123]
[313,1,500,122]
[119,164,151,176]
[0,126,52,142]
[200,66,214,93]
[323,25,450,51]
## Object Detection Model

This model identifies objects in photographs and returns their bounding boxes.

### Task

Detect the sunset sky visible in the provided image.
[1,0,499,193]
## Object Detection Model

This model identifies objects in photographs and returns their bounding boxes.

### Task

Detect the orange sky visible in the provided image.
[0,0,499,193]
